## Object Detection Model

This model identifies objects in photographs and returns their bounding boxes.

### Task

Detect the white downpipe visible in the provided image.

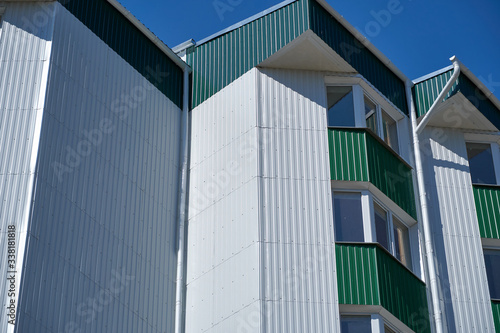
[405,56,460,333]
[175,68,190,333]
[416,57,461,135]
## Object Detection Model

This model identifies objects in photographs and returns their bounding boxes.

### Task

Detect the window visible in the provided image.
[333,191,414,271]
[327,86,355,127]
[374,203,390,251]
[484,249,500,300]
[363,95,400,153]
[466,142,497,185]
[333,192,364,242]
[393,217,412,269]
[365,97,378,134]
[381,110,399,153]
[340,316,371,333]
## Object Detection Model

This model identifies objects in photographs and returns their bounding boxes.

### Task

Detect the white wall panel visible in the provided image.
[6,3,183,333]
[0,3,55,332]
[186,69,260,333]
[421,127,495,332]
[256,68,340,333]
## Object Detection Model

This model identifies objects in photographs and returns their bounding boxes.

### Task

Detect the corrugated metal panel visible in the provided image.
[365,132,417,219]
[327,128,369,182]
[12,4,183,332]
[473,185,500,239]
[327,128,417,219]
[336,244,380,305]
[413,69,456,118]
[0,3,55,332]
[186,0,310,108]
[493,301,500,333]
[414,71,500,128]
[421,128,496,332]
[309,0,408,115]
[58,0,184,108]
[336,243,430,333]
[256,68,340,332]
[186,69,260,333]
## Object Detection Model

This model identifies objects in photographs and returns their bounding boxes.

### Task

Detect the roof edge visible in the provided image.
[106,0,191,72]
[314,0,409,83]
[412,64,454,84]
[196,0,297,46]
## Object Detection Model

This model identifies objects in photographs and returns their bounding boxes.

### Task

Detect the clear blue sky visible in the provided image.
[118,0,500,99]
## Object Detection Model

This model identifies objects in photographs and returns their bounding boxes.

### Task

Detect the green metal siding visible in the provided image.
[186,0,310,108]
[365,133,417,219]
[336,243,380,305]
[328,128,369,182]
[58,0,184,108]
[473,185,500,239]
[413,71,500,129]
[493,301,500,333]
[413,69,457,118]
[309,0,408,115]
[328,128,417,219]
[336,243,430,332]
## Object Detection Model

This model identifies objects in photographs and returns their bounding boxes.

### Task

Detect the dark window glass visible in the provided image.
[382,110,399,153]
[340,316,371,333]
[484,249,500,299]
[384,324,397,333]
[393,217,412,270]
[365,97,378,134]
[466,143,497,185]
[334,192,364,242]
[374,203,389,251]
[327,86,355,127]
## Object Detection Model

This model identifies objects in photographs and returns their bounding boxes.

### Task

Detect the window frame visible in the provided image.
[464,133,500,186]
[332,188,416,272]
[483,245,500,301]
[325,76,406,158]
[339,310,409,333]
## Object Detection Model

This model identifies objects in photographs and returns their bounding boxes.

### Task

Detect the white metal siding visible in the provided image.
[421,127,495,332]
[10,3,183,333]
[0,3,55,332]
[256,68,341,333]
[186,69,260,333]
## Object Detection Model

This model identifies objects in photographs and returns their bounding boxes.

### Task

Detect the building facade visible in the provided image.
[1,0,499,332]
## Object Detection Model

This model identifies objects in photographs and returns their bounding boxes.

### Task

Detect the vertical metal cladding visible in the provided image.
[473,185,500,239]
[308,0,408,114]
[421,128,496,332]
[0,3,55,331]
[493,301,500,333]
[413,69,457,118]
[414,71,500,128]
[327,128,369,182]
[257,68,340,332]
[186,69,260,333]
[327,128,417,219]
[336,243,430,333]
[365,132,417,219]
[13,3,183,332]
[186,0,310,108]
[58,0,184,108]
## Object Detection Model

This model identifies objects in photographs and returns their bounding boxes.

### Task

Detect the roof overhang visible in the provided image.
[259,30,357,73]
[419,92,499,132]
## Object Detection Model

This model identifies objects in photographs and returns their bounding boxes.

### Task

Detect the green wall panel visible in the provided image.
[493,301,500,333]
[309,0,408,115]
[328,128,369,182]
[328,128,417,219]
[58,0,184,108]
[186,0,310,108]
[413,71,500,129]
[336,243,430,332]
[473,185,500,239]
[336,243,380,305]
[366,133,417,219]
